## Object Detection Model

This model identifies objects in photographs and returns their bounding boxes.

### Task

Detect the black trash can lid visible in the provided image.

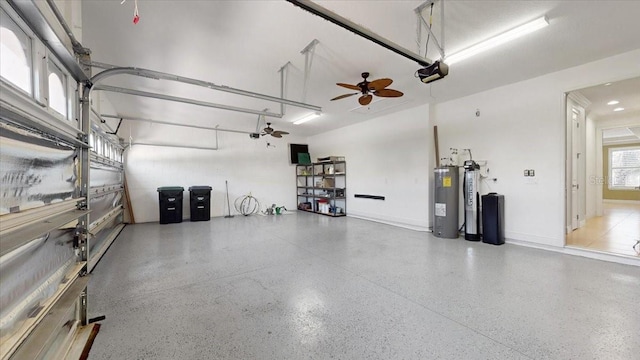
[157,186,184,192]
[188,186,212,191]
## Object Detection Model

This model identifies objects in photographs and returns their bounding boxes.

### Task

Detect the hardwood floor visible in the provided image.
[566,202,640,257]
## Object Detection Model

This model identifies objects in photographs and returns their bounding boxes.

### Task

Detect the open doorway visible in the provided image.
[566,77,640,258]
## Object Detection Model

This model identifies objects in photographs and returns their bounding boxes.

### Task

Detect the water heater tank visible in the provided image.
[434,166,459,238]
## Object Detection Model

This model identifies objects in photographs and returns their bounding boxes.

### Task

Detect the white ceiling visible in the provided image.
[575,77,640,119]
[81,1,640,137]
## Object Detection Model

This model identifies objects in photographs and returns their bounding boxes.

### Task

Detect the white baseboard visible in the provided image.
[505,231,562,247]
[506,238,640,267]
[603,199,640,205]
[347,212,430,232]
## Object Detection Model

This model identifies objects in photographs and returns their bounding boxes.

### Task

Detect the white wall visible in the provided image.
[308,104,431,231]
[433,49,640,248]
[124,126,305,223]
[53,0,83,42]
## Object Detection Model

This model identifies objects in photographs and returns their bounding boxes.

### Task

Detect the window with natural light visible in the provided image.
[0,10,32,94]
[609,146,640,190]
[48,63,67,117]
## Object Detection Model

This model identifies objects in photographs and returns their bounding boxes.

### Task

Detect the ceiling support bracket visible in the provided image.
[286,0,432,66]
[278,62,292,116]
[415,0,445,60]
[255,110,269,133]
[300,39,319,103]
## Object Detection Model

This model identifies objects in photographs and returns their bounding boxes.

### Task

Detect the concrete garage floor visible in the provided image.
[87,213,640,359]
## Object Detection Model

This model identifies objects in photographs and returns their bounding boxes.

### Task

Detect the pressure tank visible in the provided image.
[434,166,459,238]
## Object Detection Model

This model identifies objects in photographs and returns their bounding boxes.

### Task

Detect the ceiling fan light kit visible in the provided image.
[331,72,404,106]
[260,123,290,138]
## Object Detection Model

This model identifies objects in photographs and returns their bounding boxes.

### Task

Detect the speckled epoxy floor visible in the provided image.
[87,213,640,359]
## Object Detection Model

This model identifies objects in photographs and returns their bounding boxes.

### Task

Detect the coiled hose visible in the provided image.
[234,193,261,216]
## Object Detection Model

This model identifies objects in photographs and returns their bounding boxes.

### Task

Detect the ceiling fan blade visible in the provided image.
[359,94,373,106]
[263,127,273,134]
[270,132,283,138]
[331,93,358,101]
[337,83,361,91]
[368,78,393,91]
[271,131,289,137]
[374,89,404,98]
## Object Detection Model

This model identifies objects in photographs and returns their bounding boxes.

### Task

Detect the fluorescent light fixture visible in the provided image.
[607,100,619,105]
[445,16,549,65]
[293,112,320,125]
[613,107,625,112]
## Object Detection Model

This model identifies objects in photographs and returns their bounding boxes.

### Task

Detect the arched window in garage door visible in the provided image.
[0,9,32,95]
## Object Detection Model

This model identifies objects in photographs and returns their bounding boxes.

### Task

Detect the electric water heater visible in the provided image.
[434,166,459,239]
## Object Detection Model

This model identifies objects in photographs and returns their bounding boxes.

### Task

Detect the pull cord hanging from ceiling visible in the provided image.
[120,0,140,24]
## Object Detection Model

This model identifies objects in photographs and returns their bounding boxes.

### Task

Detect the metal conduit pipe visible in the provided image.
[130,142,219,151]
[44,0,88,55]
[93,85,284,118]
[89,67,322,113]
[90,107,116,133]
[100,114,256,135]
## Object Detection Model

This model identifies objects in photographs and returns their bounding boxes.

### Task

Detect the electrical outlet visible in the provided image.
[530,169,535,176]
[524,170,530,177]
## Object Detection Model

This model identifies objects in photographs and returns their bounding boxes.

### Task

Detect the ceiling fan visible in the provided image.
[331,72,404,106]
[261,122,289,138]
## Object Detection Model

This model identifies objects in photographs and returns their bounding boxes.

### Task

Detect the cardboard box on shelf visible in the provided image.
[322,178,335,188]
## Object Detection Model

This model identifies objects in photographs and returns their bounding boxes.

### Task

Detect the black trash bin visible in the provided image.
[482,193,505,245]
[157,186,184,224]
[189,186,212,221]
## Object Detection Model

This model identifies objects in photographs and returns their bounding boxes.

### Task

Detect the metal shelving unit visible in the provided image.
[296,161,346,217]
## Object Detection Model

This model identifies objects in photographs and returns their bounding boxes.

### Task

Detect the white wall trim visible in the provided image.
[506,239,640,267]
[567,91,592,109]
[347,212,430,232]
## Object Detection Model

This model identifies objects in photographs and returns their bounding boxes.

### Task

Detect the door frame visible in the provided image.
[565,92,589,234]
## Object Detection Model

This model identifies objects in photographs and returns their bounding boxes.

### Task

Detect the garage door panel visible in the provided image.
[0,122,79,216]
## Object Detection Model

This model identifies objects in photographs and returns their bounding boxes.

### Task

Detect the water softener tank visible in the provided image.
[463,160,481,241]
[434,166,459,238]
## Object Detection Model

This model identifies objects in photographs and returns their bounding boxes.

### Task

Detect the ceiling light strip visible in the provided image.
[293,112,320,125]
[445,16,549,65]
